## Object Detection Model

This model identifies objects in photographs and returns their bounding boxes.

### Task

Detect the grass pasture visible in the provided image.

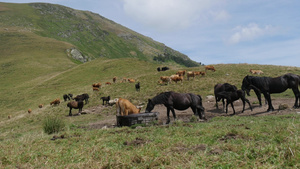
[0,58,299,168]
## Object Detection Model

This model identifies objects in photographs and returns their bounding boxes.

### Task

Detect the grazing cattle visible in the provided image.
[100,96,110,105]
[92,83,101,88]
[116,98,141,116]
[187,71,196,80]
[135,82,140,91]
[200,71,206,76]
[113,76,117,83]
[38,104,43,108]
[176,70,186,76]
[170,75,183,83]
[50,98,60,106]
[128,78,135,83]
[205,65,216,72]
[217,90,252,115]
[8,115,11,119]
[249,69,264,75]
[122,78,127,83]
[242,73,300,112]
[28,109,32,114]
[93,87,99,91]
[157,67,161,72]
[67,101,84,116]
[214,83,238,111]
[74,93,89,104]
[160,76,171,84]
[161,66,169,71]
[145,91,205,124]
[105,82,112,85]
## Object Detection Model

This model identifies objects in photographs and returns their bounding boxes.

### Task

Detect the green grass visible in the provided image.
[0,114,299,168]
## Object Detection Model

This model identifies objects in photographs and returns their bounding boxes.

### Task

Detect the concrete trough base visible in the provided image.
[116,112,159,127]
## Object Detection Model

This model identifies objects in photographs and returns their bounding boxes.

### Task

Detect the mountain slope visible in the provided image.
[0,2,199,66]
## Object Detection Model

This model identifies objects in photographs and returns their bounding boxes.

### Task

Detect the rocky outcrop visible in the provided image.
[66,48,90,63]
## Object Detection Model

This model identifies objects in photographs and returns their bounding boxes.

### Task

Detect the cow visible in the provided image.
[176,70,186,76]
[170,75,183,83]
[160,76,171,84]
[249,69,264,75]
[116,98,141,116]
[50,98,60,106]
[113,76,117,83]
[205,65,216,72]
[128,78,135,83]
[187,71,196,80]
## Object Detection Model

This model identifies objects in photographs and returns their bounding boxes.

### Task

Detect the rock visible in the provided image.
[206,95,214,101]
[66,48,89,63]
[278,104,289,110]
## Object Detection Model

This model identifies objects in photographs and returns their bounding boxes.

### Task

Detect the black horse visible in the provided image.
[214,83,237,111]
[145,91,205,124]
[242,73,300,112]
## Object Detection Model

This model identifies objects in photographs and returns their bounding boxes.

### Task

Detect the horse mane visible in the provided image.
[151,91,173,105]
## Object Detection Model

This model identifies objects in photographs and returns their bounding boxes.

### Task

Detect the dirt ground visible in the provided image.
[85,97,300,129]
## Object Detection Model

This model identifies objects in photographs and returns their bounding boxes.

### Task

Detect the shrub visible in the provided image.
[43,116,65,134]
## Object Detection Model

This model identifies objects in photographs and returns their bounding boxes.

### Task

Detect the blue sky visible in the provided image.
[2,0,300,67]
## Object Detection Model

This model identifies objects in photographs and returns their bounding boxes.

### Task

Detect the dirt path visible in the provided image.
[86,97,300,129]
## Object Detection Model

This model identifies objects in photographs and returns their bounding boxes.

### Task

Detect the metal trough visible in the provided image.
[116,112,159,127]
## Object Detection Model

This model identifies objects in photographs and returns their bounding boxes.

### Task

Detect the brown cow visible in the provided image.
[176,70,186,76]
[92,82,101,88]
[50,98,60,106]
[28,108,32,114]
[187,71,196,80]
[160,76,171,84]
[205,65,216,72]
[38,104,43,108]
[105,82,112,85]
[113,76,117,83]
[116,98,141,116]
[128,78,135,83]
[93,87,99,91]
[249,69,264,75]
[170,75,183,83]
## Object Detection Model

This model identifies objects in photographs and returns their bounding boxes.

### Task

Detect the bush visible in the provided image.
[43,116,65,134]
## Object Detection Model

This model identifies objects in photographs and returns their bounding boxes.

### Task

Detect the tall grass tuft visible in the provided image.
[43,116,65,134]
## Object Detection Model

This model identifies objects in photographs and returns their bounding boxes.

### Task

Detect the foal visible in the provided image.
[217,90,252,115]
[100,96,110,105]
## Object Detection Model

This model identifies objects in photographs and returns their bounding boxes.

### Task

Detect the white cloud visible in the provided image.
[122,0,221,32]
[228,23,275,44]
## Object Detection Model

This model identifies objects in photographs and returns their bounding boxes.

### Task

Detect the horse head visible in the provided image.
[242,75,252,96]
[145,99,155,113]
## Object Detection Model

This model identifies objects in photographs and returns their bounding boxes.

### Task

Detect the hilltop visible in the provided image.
[0,2,199,67]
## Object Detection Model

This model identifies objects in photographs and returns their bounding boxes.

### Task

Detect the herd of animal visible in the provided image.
[26,65,300,125]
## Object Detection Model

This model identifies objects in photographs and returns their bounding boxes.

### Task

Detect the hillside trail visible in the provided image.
[86,97,300,129]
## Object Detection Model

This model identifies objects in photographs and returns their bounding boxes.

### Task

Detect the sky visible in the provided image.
[2,0,300,67]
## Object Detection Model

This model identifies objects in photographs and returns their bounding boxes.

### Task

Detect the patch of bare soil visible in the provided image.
[84,97,299,129]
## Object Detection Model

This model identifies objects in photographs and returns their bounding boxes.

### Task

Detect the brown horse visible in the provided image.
[145,91,205,124]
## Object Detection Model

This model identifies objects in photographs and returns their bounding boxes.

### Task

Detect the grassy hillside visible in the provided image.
[0,2,199,67]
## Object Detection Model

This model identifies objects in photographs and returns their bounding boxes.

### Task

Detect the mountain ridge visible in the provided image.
[0,2,199,67]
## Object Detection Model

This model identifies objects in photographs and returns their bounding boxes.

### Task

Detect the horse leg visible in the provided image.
[264,92,274,112]
[254,89,263,106]
[166,108,172,124]
[230,102,236,115]
[222,98,225,112]
[246,99,253,111]
[69,108,72,116]
[241,99,246,113]
[78,107,82,115]
[292,88,300,108]
[215,96,219,109]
